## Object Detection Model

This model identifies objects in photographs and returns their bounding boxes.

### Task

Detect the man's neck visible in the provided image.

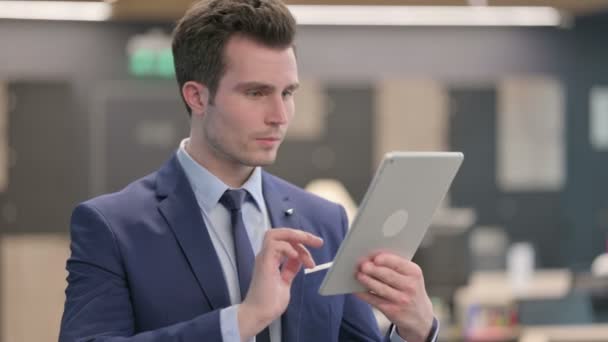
[185,139,254,188]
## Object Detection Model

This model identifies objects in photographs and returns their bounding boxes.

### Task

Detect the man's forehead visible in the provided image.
[221,36,298,85]
[223,35,296,68]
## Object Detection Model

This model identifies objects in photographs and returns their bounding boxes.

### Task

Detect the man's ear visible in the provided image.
[182,81,210,117]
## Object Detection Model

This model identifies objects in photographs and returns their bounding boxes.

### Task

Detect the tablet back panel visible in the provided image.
[319,152,463,296]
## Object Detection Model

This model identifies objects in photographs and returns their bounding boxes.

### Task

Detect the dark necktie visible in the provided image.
[220,189,271,342]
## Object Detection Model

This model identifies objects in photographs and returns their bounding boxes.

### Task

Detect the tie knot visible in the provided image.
[220,189,248,211]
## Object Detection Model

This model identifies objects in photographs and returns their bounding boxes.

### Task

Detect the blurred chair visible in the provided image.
[413,204,475,336]
[414,225,470,314]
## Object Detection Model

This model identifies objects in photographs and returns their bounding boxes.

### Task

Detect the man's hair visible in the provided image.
[172,0,296,115]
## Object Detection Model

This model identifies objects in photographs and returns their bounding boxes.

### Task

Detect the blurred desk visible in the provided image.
[451,270,573,342]
[454,270,572,324]
[519,324,608,342]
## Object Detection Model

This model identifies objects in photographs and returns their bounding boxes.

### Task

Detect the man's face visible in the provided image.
[200,35,299,168]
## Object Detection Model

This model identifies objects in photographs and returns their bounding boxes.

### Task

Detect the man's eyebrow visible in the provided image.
[234,82,274,91]
[285,83,300,91]
[234,82,300,92]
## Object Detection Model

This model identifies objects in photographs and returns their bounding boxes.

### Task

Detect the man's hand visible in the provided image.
[238,228,324,341]
[355,253,435,342]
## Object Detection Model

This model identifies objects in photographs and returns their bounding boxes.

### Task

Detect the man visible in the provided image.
[60,1,438,341]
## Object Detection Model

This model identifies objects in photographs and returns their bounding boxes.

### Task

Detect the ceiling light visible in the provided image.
[288,5,562,27]
[0,1,112,22]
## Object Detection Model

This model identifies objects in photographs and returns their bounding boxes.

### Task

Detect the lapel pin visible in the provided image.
[285,208,294,216]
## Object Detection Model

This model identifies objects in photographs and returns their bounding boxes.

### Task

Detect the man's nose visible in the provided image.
[266,96,289,125]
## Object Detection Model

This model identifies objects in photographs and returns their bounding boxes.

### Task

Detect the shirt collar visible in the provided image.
[176,138,264,212]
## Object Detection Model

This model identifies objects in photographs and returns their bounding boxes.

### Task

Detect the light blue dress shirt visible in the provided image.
[176,138,433,342]
[177,139,280,342]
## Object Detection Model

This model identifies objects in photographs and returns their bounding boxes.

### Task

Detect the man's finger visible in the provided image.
[266,240,300,261]
[293,242,315,269]
[281,257,302,285]
[266,228,324,248]
[356,272,407,305]
[360,262,409,292]
[264,240,315,270]
[355,291,390,308]
[373,253,422,278]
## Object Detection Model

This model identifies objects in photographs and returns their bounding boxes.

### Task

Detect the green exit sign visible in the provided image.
[127,30,175,79]
[129,48,175,78]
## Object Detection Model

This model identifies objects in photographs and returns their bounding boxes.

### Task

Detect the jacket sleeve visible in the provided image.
[59,203,223,342]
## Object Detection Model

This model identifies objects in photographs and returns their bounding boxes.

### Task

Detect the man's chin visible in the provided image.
[253,156,277,167]
[242,152,278,167]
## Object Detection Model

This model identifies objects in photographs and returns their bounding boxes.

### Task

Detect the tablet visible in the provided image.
[317,151,463,296]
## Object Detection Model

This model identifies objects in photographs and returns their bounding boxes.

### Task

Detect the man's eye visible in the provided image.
[247,90,264,97]
[282,90,294,98]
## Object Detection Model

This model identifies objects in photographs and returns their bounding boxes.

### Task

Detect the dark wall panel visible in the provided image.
[95,81,189,194]
[448,86,590,268]
[0,81,86,233]
[449,87,499,224]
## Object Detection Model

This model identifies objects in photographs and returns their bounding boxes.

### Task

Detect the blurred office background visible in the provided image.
[1,0,608,341]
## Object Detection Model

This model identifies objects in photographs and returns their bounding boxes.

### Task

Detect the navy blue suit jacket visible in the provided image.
[60,155,387,341]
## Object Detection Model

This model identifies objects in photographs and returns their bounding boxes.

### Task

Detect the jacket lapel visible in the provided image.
[262,172,305,342]
[156,156,231,311]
